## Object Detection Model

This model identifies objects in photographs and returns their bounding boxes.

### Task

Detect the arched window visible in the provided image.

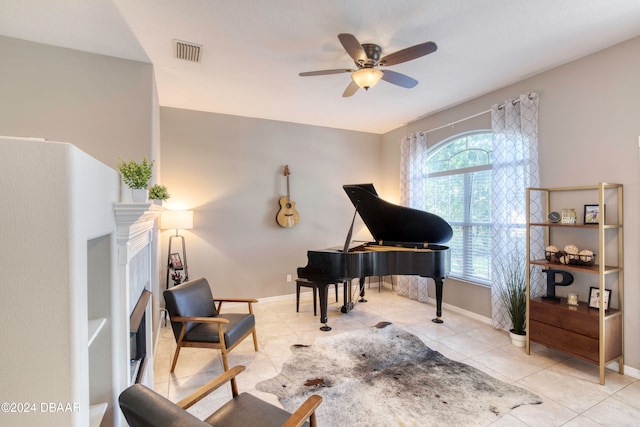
[424,131,493,285]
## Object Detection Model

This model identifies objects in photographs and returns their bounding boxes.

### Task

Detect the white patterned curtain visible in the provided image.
[398,132,431,302]
[491,93,545,330]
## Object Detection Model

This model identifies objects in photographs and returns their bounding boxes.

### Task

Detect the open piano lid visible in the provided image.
[343,184,453,246]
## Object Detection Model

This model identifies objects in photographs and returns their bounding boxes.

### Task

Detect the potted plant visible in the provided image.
[149,184,170,205]
[497,254,528,347]
[118,157,154,202]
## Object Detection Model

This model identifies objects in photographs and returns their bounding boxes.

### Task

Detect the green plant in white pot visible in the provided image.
[118,157,154,202]
[149,184,170,205]
[497,254,528,347]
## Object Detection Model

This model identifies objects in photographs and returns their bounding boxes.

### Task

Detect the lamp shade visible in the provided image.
[351,68,383,89]
[161,210,193,230]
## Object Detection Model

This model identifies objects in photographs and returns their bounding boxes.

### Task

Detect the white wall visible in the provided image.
[381,36,640,373]
[159,108,382,298]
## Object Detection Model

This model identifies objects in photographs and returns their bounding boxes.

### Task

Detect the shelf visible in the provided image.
[88,318,107,347]
[90,402,108,427]
[531,297,620,319]
[529,222,621,229]
[528,183,622,192]
[529,259,621,275]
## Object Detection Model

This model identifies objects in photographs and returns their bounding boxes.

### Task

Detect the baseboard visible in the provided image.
[607,362,640,380]
[153,308,169,356]
[439,300,492,325]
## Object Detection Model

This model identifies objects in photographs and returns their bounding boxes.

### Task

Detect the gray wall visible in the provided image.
[160,107,381,298]
[382,36,640,372]
[0,36,157,168]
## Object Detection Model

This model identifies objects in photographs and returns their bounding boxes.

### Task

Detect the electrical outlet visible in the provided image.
[286,274,292,282]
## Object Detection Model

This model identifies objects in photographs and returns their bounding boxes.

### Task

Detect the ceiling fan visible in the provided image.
[299,33,437,97]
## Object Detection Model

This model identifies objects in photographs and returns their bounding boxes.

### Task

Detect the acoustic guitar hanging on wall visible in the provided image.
[276,165,300,228]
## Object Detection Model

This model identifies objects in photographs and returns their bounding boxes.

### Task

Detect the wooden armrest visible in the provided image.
[177,365,246,410]
[281,394,323,427]
[171,315,230,324]
[215,298,259,303]
[214,298,258,313]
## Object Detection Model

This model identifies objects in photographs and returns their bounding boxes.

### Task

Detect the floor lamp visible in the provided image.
[161,210,194,289]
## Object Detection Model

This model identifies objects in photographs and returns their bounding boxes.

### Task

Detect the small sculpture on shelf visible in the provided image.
[561,208,577,224]
[541,269,574,301]
[545,245,595,266]
[171,271,183,286]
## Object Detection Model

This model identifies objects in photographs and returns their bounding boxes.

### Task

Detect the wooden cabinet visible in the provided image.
[525,183,624,385]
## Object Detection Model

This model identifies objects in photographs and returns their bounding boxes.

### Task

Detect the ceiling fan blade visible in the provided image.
[379,41,437,66]
[299,69,353,77]
[342,80,360,97]
[381,70,418,88]
[338,33,367,65]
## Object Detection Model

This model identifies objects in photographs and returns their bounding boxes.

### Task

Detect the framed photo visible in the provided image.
[584,204,604,224]
[170,253,183,269]
[588,287,611,310]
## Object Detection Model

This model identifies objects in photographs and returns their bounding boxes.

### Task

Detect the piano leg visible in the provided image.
[316,282,332,331]
[432,277,444,323]
[358,276,367,302]
[341,280,353,313]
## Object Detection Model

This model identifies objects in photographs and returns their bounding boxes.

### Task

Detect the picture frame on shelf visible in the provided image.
[584,204,604,224]
[170,252,183,269]
[588,287,611,310]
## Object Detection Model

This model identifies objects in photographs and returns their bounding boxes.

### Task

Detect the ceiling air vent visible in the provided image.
[174,39,202,62]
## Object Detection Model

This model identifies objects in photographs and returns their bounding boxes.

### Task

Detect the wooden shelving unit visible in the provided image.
[525,183,624,385]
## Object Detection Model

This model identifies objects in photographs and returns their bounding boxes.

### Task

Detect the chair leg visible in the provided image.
[296,281,301,312]
[252,328,259,351]
[170,346,182,373]
[220,348,229,371]
[334,283,338,302]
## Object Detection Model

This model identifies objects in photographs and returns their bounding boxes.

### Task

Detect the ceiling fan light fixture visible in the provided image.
[351,68,383,90]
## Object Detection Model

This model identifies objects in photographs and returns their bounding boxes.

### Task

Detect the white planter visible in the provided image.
[509,330,526,347]
[131,188,149,203]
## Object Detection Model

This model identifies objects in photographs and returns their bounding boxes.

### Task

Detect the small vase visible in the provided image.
[509,330,526,347]
[131,188,149,203]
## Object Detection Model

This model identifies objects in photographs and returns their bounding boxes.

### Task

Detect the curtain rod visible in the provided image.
[422,109,490,135]
[418,92,537,135]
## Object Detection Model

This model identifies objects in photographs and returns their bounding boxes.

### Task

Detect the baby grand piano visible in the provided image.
[297,184,453,331]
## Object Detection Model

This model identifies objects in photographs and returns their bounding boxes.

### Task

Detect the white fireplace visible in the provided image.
[114,203,162,392]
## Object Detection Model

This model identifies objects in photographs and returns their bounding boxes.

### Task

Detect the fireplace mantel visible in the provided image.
[114,203,163,249]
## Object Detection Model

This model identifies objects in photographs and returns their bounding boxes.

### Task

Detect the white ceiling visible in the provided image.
[2,0,640,134]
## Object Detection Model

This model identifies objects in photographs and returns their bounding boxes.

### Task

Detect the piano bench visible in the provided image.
[296,279,338,316]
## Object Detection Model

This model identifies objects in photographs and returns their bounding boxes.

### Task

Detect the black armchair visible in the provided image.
[119,365,322,427]
[163,277,258,372]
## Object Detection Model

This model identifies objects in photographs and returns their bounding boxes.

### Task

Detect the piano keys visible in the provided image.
[297,184,453,331]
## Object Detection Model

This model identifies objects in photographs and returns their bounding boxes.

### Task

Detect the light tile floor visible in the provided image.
[153,285,640,426]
